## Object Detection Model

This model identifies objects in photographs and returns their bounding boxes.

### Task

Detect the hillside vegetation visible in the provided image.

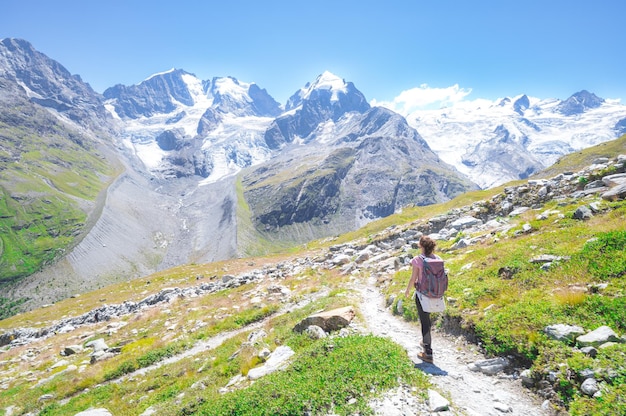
[0,85,119,317]
[0,137,624,415]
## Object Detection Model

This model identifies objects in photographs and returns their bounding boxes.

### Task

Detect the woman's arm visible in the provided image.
[405,264,420,298]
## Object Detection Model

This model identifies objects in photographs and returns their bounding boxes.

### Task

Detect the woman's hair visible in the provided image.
[419,235,436,256]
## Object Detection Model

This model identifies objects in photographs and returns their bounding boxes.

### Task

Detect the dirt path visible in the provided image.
[358,275,551,416]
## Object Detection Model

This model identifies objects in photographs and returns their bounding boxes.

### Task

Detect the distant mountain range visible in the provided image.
[406,90,626,188]
[1,37,625,313]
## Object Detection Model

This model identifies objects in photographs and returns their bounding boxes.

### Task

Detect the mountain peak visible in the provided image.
[285,71,367,113]
[556,90,604,115]
[311,71,345,89]
[211,76,251,101]
[301,71,348,102]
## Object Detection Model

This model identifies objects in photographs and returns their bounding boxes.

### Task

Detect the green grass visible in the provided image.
[0,103,120,297]
[0,262,356,415]
[194,335,427,416]
[383,196,626,413]
[533,135,626,180]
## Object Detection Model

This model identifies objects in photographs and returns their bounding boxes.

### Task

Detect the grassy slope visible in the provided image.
[0,100,120,315]
[0,136,624,415]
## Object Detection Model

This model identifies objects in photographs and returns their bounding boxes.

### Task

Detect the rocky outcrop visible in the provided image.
[293,306,356,334]
[0,38,114,132]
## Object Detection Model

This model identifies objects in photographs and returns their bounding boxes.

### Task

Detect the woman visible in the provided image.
[405,235,439,364]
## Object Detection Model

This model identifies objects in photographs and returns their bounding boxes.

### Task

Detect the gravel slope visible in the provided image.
[9,156,239,311]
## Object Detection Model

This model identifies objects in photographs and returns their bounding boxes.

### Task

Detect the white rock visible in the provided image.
[247,346,295,380]
[428,389,450,412]
[74,408,113,416]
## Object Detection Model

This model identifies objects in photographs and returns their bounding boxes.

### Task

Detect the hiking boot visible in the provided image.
[420,342,433,356]
[417,351,434,363]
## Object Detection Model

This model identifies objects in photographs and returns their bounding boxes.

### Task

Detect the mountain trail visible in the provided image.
[357,274,551,416]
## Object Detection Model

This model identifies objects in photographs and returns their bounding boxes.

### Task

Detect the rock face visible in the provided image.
[0,38,113,132]
[104,69,195,118]
[264,71,371,149]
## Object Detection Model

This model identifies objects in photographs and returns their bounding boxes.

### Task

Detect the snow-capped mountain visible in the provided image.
[264,71,371,149]
[241,72,474,239]
[102,68,475,241]
[103,69,282,181]
[406,91,626,188]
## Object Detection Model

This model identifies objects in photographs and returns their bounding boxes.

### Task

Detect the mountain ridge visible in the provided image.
[1,37,625,317]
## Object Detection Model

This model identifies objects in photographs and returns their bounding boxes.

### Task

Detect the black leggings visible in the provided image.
[415,294,433,354]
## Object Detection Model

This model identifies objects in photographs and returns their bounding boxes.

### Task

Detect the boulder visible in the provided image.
[468,357,510,375]
[449,216,483,230]
[602,183,626,201]
[304,325,327,340]
[602,173,626,187]
[428,389,450,412]
[85,338,108,353]
[247,346,295,380]
[573,205,593,220]
[293,306,355,333]
[544,324,585,344]
[580,378,599,397]
[577,325,621,347]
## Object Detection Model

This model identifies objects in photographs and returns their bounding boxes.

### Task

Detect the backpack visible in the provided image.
[415,254,448,298]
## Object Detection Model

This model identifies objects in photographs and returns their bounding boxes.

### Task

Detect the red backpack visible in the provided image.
[415,254,448,298]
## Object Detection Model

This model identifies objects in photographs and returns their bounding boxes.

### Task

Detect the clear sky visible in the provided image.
[2,0,625,111]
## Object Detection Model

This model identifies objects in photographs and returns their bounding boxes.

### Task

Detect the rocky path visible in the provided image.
[358,275,551,416]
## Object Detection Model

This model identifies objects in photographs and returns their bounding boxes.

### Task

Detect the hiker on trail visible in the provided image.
[405,235,445,364]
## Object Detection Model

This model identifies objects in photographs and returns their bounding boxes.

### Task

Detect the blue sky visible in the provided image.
[3,1,625,109]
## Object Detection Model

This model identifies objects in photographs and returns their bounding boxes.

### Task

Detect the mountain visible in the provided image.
[0,38,113,132]
[0,39,120,299]
[407,91,626,188]
[103,69,476,249]
[555,89,604,115]
[103,69,281,181]
[242,73,474,243]
[0,40,475,314]
[2,37,625,317]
